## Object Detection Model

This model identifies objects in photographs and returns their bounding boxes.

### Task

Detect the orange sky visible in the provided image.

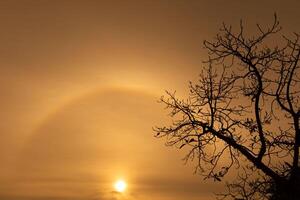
[0,1,300,199]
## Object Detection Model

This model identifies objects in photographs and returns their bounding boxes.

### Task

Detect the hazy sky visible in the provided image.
[1,1,300,200]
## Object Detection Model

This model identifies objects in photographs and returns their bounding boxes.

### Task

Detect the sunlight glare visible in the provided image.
[114,179,127,192]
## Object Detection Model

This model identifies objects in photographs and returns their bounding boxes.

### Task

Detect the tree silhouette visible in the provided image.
[154,15,299,200]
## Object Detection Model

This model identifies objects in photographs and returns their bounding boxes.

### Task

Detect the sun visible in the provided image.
[114,179,127,192]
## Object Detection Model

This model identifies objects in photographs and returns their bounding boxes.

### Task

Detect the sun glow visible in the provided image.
[114,179,127,192]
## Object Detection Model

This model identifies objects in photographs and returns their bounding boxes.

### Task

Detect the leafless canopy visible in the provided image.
[154,14,300,200]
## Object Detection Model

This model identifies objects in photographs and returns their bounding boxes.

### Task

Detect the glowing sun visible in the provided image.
[114,179,127,192]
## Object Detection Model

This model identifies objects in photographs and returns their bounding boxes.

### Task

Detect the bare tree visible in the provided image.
[154,15,300,200]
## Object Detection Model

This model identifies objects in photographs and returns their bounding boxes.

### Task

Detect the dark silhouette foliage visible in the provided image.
[154,15,300,200]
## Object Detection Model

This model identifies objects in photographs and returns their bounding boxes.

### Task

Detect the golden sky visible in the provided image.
[0,1,300,199]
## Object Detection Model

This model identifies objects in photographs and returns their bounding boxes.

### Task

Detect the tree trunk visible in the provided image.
[271,171,300,200]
